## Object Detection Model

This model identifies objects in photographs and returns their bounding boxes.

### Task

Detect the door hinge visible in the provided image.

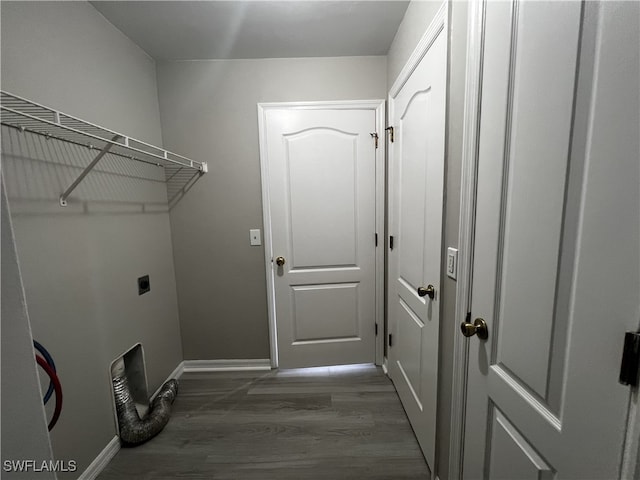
[389,235,394,250]
[619,331,640,387]
[375,233,378,247]
[388,333,393,347]
[370,132,379,149]
[385,126,394,143]
[375,323,378,336]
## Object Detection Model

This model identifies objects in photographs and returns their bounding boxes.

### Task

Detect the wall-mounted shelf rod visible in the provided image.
[0,90,208,206]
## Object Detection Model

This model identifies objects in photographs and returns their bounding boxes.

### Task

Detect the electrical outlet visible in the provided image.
[447,248,458,280]
[138,275,150,295]
[250,229,262,246]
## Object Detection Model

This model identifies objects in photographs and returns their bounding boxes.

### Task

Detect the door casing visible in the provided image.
[447,1,484,477]
[257,100,386,368]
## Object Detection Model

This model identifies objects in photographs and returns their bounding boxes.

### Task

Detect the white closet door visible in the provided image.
[387,21,447,473]
[463,2,640,478]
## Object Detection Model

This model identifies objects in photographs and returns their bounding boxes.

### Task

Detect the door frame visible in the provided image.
[447,0,489,478]
[257,100,386,369]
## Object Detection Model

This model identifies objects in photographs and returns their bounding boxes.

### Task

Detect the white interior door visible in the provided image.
[463,1,640,478]
[387,14,447,474]
[260,103,381,369]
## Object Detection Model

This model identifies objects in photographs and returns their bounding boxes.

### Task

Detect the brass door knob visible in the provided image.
[275,256,286,266]
[417,285,435,299]
[460,318,488,340]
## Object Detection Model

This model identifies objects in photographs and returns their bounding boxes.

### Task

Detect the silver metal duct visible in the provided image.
[112,358,178,446]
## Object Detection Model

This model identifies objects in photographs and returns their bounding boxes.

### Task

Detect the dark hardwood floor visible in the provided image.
[98,364,429,479]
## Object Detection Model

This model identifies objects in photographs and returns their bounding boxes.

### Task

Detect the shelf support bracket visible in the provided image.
[59,135,121,206]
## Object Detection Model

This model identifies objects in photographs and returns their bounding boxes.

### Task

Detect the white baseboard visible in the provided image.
[382,357,389,375]
[183,359,272,372]
[150,361,185,400]
[168,360,185,380]
[77,435,120,480]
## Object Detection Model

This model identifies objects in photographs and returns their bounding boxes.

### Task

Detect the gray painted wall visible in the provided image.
[387,2,468,479]
[1,1,162,144]
[386,1,444,88]
[1,177,56,479]
[156,56,387,360]
[1,2,182,477]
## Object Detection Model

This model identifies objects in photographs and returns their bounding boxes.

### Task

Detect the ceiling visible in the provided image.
[91,1,410,61]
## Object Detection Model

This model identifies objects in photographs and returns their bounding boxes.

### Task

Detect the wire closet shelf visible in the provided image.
[0,90,207,206]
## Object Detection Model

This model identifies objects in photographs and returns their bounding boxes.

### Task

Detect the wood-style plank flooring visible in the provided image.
[98,365,429,479]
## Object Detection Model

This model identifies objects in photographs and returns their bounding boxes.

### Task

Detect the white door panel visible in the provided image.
[290,283,359,342]
[388,15,447,474]
[286,128,358,268]
[463,2,639,478]
[488,410,554,480]
[262,106,379,369]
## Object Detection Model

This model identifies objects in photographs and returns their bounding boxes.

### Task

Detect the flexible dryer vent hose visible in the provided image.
[112,358,178,446]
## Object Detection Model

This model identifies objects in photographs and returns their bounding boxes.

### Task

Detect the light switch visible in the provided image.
[447,247,458,280]
[250,229,262,246]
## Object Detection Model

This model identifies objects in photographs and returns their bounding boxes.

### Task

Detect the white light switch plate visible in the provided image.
[447,247,458,280]
[250,229,262,246]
